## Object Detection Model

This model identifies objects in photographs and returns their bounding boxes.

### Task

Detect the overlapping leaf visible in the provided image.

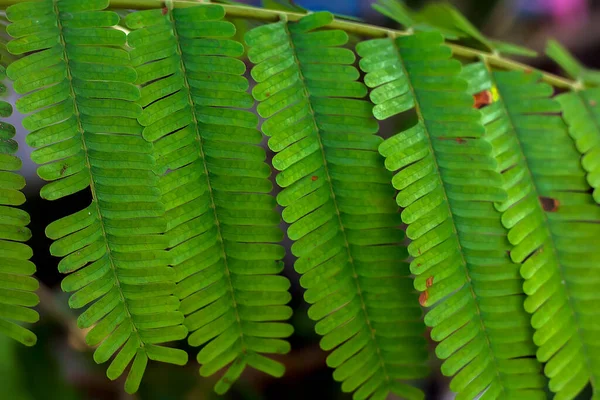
[125,4,293,394]
[246,11,428,400]
[462,61,600,399]
[543,41,600,204]
[558,88,600,203]
[0,65,39,347]
[6,0,188,393]
[0,0,598,398]
[358,32,546,399]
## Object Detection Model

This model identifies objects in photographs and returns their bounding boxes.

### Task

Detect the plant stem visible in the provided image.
[0,0,580,89]
[451,44,583,90]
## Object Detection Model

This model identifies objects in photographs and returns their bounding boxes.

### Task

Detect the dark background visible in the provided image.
[2,1,599,399]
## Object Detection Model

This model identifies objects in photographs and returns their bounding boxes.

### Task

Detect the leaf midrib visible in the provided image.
[52,0,144,348]
[390,37,506,392]
[488,65,596,390]
[168,10,247,352]
[283,22,393,386]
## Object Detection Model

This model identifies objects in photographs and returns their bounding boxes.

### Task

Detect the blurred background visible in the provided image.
[3,0,599,399]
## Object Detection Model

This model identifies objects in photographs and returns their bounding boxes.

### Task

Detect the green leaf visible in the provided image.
[372,0,463,39]
[372,0,415,28]
[6,0,187,390]
[126,4,293,394]
[0,73,38,347]
[557,88,600,203]
[246,12,428,399]
[0,1,596,398]
[488,39,538,57]
[124,349,148,394]
[359,33,546,398]
[417,3,491,47]
[546,39,584,81]
[546,40,600,86]
[461,61,600,399]
[262,0,306,12]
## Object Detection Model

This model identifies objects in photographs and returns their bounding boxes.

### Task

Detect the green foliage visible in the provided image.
[1,1,599,399]
[124,4,293,395]
[372,0,464,39]
[462,61,600,399]
[244,11,428,400]
[545,40,600,205]
[262,0,306,13]
[6,0,187,393]
[0,59,39,347]
[558,89,600,204]
[358,32,546,399]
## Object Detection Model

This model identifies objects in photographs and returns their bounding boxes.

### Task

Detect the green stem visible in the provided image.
[0,0,580,90]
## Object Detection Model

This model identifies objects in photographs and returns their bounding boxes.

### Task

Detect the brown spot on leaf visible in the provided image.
[439,136,466,143]
[419,291,428,306]
[539,196,560,212]
[426,276,434,288]
[311,176,318,181]
[60,164,68,176]
[473,90,493,109]
[266,92,271,97]
[524,68,533,74]
[590,100,597,107]
[162,7,168,15]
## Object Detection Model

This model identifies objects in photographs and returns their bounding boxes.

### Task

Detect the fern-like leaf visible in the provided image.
[6,0,188,393]
[125,5,293,394]
[556,89,600,203]
[546,40,600,201]
[245,12,428,400]
[0,63,39,347]
[462,61,600,399]
[358,33,547,398]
